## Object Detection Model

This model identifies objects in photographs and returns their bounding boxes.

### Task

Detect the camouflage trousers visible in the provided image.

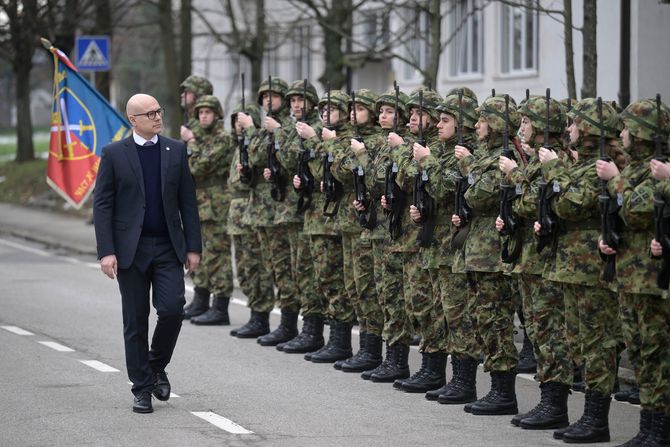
[517,274,572,385]
[258,225,299,313]
[233,232,274,313]
[439,267,480,358]
[404,253,438,353]
[288,228,324,318]
[192,220,233,297]
[378,249,412,346]
[342,232,382,334]
[619,292,670,412]
[310,235,354,324]
[563,283,620,395]
[470,271,518,372]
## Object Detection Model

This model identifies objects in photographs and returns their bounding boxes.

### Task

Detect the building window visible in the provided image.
[292,24,311,80]
[398,6,430,81]
[448,0,485,78]
[500,1,538,75]
[355,8,390,52]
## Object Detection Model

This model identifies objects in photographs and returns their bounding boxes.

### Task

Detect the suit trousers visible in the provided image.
[117,236,185,396]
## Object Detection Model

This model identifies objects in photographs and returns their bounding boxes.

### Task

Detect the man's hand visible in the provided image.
[409,205,421,223]
[293,175,302,190]
[599,239,617,255]
[100,254,118,279]
[322,128,336,141]
[237,112,253,129]
[495,216,505,233]
[499,155,518,175]
[388,132,404,148]
[413,142,430,162]
[452,214,461,227]
[538,147,558,164]
[650,159,670,181]
[263,167,272,181]
[353,200,366,212]
[381,195,390,211]
[185,252,201,275]
[520,143,534,157]
[180,125,194,143]
[534,221,542,235]
[296,122,316,139]
[351,139,365,155]
[265,116,280,132]
[454,144,471,160]
[236,163,243,173]
[596,159,619,181]
[651,238,663,257]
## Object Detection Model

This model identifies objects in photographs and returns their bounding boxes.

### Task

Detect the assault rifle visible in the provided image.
[499,94,521,262]
[295,78,315,214]
[323,82,343,217]
[386,81,405,240]
[454,88,472,227]
[536,88,560,254]
[652,94,670,289]
[239,73,255,185]
[266,76,286,202]
[413,90,436,247]
[350,91,374,229]
[597,97,621,282]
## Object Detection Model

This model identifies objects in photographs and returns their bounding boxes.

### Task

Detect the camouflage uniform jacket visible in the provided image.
[243,108,291,228]
[188,120,234,225]
[300,122,349,236]
[391,126,440,253]
[227,143,251,236]
[273,108,321,225]
[541,141,603,286]
[332,124,386,234]
[608,143,663,296]
[458,137,507,273]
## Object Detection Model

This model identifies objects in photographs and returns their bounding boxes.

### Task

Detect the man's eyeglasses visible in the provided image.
[132,108,165,120]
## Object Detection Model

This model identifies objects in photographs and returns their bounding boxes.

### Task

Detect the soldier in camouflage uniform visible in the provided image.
[451,95,520,415]
[179,95,235,326]
[356,88,415,383]
[178,75,215,319]
[598,98,670,446]
[260,79,322,348]
[292,90,355,363]
[380,87,447,393]
[330,89,387,373]
[227,102,275,330]
[412,89,482,404]
[535,98,621,443]
[497,95,574,429]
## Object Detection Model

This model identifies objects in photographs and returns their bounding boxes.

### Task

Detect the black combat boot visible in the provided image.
[190,295,230,325]
[361,341,391,380]
[183,287,210,320]
[469,370,518,416]
[257,309,299,346]
[616,409,653,446]
[335,332,366,370]
[516,328,537,374]
[341,333,383,373]
[310,322,353,363]
[393,352,428,389]
[572,364,586,392]
[426,355,458,401]
[401,352,447,393]
[615,386,641,405]
[560,389,611,443]
[518,382,570,429]
[438,355,478,405]
[281,315,325,354]
[369,343,410,383]
[231,310,270,338]
[647,411,670,447]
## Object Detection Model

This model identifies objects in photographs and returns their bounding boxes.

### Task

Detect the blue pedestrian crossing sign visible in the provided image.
[75,36,111,71]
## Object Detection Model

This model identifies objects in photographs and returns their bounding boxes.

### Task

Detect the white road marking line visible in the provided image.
[38,341,75,352]
[0,238,51,257]
[80,360,119,372]
[1,325,34,336]
[191,411,254,434]
[170,392,179,398]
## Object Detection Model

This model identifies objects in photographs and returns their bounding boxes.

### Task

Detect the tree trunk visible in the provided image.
[94,0,112,99]
[180,0,192,82]
[158,0,181,137]
[581,0,597,98]
[247,0,266,93]
[424,0,441,88]
[316,0,352,90]
[563,0,576,99]
[15,62,34,162]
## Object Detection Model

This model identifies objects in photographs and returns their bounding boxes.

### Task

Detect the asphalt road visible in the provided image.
[0,235,641,447]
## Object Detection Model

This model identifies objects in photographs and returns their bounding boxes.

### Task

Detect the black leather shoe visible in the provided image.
[152,371,170,401]
[133,391,153,413]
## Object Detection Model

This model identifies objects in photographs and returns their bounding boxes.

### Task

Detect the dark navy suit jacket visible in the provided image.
[93,135,201,269]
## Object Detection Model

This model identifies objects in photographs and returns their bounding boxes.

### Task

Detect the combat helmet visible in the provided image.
[257,77,289,105]
[193,95,223,119]
[180,75,213,97]
[318,90,351,117]
[230,102,261,130]
[476,95,520,133]
[568,98,619,139]
[445,87,478,103]
[437,92,479,130]
[620,98,670,142]
[375,88,410,122]
[519,96,565,134]
[406,88,444,122]
[286,79,319,108]
[350,88,379,120]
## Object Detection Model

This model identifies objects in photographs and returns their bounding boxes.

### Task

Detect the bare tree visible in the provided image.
[563,0,576,99]
[581,0,597,98]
